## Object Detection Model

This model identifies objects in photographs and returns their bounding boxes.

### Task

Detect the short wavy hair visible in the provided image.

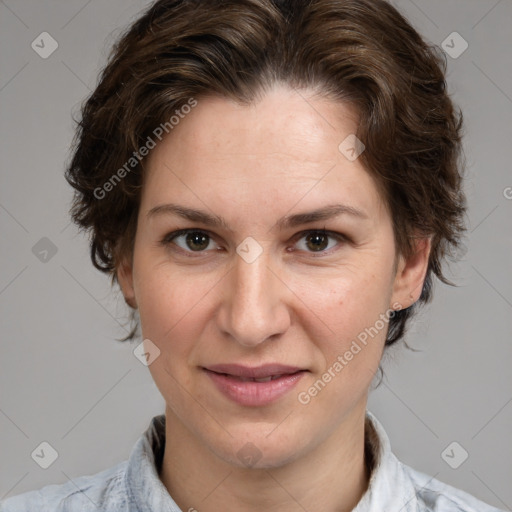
[65,0,466,346]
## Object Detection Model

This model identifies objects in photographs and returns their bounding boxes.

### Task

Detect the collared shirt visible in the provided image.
[1,411,504,511]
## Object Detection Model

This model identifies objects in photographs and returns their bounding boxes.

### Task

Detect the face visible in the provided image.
[118,84,429,468]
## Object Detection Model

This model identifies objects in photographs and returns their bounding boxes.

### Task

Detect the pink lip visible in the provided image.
[203,364,307,407]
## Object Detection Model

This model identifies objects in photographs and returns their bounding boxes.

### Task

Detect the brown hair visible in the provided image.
[65,0,466,346]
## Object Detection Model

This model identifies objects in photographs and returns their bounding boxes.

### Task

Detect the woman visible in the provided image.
[1,0,504,510]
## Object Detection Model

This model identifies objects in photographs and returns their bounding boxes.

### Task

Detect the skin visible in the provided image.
[118,83,431,512]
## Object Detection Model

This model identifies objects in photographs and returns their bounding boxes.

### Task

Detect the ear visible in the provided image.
[117,256,138,309]
[391,236,431,310]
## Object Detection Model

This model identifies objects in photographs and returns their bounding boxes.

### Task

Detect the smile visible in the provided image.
[202,364,307,407]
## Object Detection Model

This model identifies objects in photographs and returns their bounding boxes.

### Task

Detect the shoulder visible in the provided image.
[363,410,504,512]
[0,461,130,512]
[402,462,505,512]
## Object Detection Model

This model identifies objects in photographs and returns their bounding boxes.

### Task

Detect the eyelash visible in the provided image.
[160,228,348,258]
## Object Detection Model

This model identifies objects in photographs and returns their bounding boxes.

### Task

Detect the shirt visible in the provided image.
[1,410,504,512]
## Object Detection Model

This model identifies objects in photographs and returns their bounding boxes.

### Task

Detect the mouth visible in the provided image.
[204,363,306,379]
[207,372,302,383]
[226,374,292,382]
[202,364,307,406]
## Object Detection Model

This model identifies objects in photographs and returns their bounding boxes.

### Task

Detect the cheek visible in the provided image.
[134,265,216,409]
[133,259,216,353]
[293,276,390,417]
[292,265,392,385]
[294,262,393,335]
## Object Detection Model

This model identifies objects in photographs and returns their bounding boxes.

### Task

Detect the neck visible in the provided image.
[159,402,371,512]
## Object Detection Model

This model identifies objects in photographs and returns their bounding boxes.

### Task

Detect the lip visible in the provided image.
[203,364,307,407]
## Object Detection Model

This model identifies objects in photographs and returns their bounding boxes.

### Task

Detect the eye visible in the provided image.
[293,229,346,254]
[162,229,220,254]
[161,228,347,257]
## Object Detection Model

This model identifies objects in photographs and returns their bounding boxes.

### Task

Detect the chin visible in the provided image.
[207,425,309,470]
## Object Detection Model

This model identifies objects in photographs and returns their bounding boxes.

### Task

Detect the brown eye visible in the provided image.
[162,229,218,253]
[184,231,210,251]
[294,230,345,254]
[304,232,330,252]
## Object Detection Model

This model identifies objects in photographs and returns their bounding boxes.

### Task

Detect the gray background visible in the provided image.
[0,0,511,508]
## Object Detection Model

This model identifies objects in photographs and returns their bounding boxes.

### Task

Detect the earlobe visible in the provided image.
[391,236,431,310]
[117,259,137,309]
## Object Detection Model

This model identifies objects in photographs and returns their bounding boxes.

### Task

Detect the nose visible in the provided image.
[216,248,291,347]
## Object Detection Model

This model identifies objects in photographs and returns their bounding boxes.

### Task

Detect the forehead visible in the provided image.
[159,85,359,164]
[142,84,388,225]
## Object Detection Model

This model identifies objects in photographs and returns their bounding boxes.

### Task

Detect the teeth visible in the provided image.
[235,375,280,382]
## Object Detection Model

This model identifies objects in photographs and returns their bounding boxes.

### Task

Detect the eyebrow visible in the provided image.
[147,202,368,231]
